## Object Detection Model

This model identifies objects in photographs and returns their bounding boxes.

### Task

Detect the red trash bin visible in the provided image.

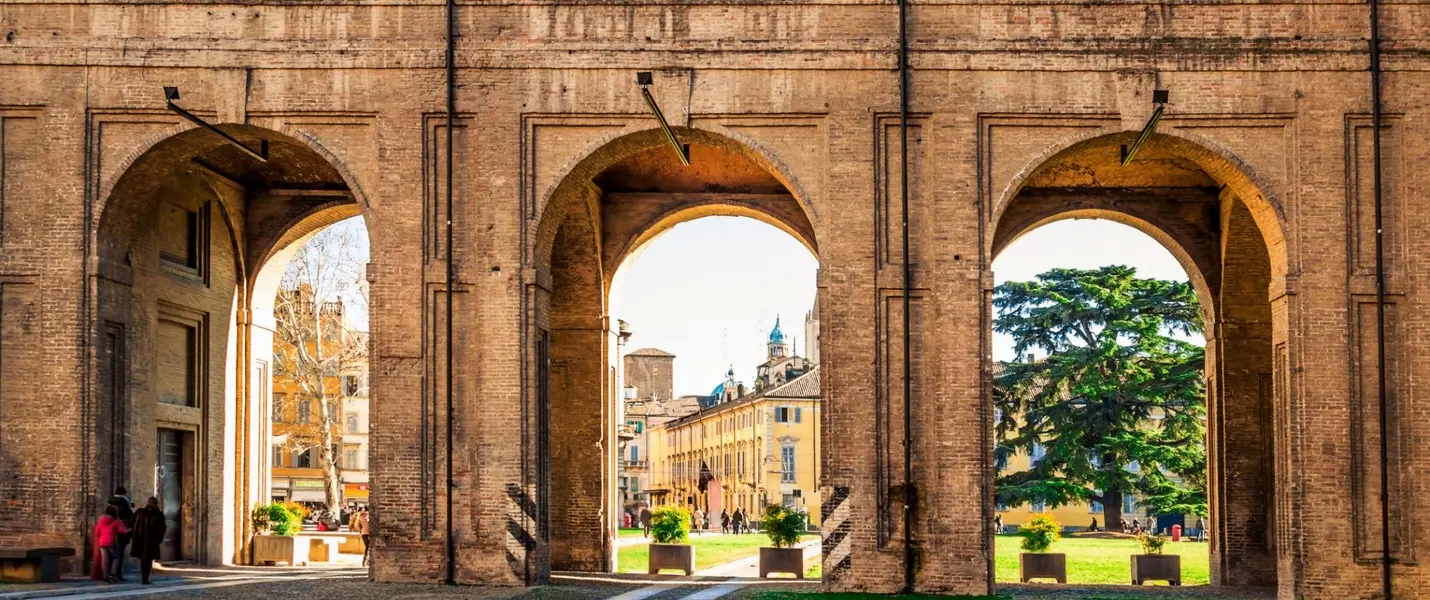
[1171,524,1182,542]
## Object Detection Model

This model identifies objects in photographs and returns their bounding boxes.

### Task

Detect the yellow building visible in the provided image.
[994,444,1145,532]
[269,286,369,508]
[649,318,822,526]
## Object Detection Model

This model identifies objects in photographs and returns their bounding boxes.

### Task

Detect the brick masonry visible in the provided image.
[0,3,1426,599]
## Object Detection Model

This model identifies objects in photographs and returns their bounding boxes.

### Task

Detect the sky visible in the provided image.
[615,216,1190,395]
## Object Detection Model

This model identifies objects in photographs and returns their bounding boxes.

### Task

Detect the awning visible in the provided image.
[291,489,326,503]
[344,483,369,500]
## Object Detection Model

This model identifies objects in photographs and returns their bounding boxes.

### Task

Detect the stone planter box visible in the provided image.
[251,534,310,566]
[1132,554,1181,585]
[1019,552,1067,583]
[647,543,694,575]
[758,547,805,579]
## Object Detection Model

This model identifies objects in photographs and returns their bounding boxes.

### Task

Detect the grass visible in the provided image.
[994,534,1209,585]
[618,532,817,574]
[618,527,645,538]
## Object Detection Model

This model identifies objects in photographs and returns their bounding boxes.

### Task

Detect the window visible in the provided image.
[272,397,284,423]
[297,400,312,424]
[272,446,284,467]
[794,407,802,423]
[1124,494,1138,514]
[344,446,359,470]
[1090,493,1104,514]
[346,412,359,433]
[1031,499,1046,512]
[781,446,795,482]
[296,448,312,468]
[630,445,639,462]
[775,407,791,423]
[342,375,362,397]
[995,501,1009,512]
[629,477,639,494]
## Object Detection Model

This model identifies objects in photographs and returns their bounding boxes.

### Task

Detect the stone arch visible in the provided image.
[91,123,368,566]
[526,125,819,579]
[985,129,1289,589]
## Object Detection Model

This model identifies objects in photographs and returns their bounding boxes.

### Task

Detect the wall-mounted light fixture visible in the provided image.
[1121,89,1168,166]
[163,87,269,162]
[636,72,691,166]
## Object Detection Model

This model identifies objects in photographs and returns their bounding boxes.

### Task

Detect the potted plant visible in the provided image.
[758,505,807,578]
[251,502,307,566]
[1132,532,1181,585]
[1018,513,1066,583]
[647,505,695,575]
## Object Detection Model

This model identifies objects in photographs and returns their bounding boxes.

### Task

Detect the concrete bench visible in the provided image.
[0,547,76,583]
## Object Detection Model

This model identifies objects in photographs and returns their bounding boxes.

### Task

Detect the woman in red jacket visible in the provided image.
[93,506,129,583]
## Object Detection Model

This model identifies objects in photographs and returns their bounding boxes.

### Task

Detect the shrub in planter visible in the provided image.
[758,505,807,578]
[251,502,306,565]
[1132,532,1181,585]
[647,505,695,575]
[1018,513,1066,583]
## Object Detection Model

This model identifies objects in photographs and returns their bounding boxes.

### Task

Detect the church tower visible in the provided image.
[767,316,789,359]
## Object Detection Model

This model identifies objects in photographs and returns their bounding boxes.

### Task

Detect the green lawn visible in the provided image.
[994,534,1209,585]
[619,527,645,539]
[618,533,817,574]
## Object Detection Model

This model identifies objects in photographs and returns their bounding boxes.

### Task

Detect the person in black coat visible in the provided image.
[107,487,134,581]
[130,497,167,585]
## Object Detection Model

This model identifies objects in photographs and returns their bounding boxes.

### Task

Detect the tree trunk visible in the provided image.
[1104,487,1124,533]
[318,401,342,510]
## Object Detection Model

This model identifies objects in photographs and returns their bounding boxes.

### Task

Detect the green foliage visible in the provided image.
[1137,532,1168,555]
[650,505,690,544]
[761,505,807,548]
[1019,514,1062,553]
[994,266,1208,523]
[252,502,303,536]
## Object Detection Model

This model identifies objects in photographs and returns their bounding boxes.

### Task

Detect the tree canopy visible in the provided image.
[993,265,1207,530]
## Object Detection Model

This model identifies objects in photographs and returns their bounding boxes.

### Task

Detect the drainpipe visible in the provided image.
[897,0,914,592]
[1369,0,1391,596]
[444,0,458,585]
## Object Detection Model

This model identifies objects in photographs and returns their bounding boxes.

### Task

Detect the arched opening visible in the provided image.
[986,131,1288,590]
[528,128,823,580]
[92,124,367,567]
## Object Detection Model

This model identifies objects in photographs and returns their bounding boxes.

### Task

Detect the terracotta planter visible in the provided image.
[1132,553,1181,585]
[648,543,695,575]
[759,547,805,579]
[1019,552,1067,583]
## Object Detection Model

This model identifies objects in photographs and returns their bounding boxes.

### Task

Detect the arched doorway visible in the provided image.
[525,128,821,580]
[986,131,1290,589]
[92,124,368,565]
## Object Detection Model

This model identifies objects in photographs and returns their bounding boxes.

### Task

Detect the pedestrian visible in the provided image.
[107,487,134,581]
[1120,518,1129,532]
[693,508,705,534]
[93,506,128,583]
[1194,517,1206,542]
[1089,517,1099,532]
[1131,519,1142,534]
[639,506,652,538]
[355,508,372,567]
[721,509,730,534]
[130,497,166,585]
[993,514,1003,534]
[731,508,744,535]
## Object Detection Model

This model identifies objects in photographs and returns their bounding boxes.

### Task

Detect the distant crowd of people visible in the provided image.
[992,512,1208,541]
[632,505,760,537]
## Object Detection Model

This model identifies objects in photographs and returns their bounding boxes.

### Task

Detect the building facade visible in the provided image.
[0,3,1426,596]
[649,322,822,526]
[619,347,699,514]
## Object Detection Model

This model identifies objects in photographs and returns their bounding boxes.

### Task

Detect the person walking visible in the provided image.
[1194,516,1206,542]
[993,514,1004,534]
[639,506,652,538]
[693,508,705,535]
[731,508,744,535]
[93,506,129,583]
[130,498,166,585]
[1089,517,1100,532]
[107,487,134,581]
[720,509,730,534]
[355,508,372,567]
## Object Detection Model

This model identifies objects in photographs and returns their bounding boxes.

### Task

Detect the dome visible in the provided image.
[768,317,785,344]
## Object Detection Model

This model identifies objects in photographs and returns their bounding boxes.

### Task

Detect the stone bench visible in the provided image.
[0,547,76,583]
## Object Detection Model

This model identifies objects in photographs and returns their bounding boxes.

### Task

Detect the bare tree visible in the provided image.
[273,220,369,516]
